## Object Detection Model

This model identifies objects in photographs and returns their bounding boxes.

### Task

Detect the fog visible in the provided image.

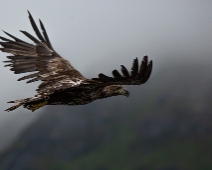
[0,1,212,151]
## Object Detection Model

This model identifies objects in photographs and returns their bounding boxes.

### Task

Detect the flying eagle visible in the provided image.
[0,11,153,112]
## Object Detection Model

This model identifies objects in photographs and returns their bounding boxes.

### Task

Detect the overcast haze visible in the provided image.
[0,1,212,151]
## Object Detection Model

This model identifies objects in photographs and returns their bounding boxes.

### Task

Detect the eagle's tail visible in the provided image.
[5,102,23,112]
[5,98,25,112]
[5,95,48,112]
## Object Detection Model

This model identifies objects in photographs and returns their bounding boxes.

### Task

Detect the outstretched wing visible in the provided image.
[92,56,152,85]
[0,11,86,94]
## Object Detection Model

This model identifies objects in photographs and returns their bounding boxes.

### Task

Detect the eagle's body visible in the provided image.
[24,85,128,111]
[0,11,152,112]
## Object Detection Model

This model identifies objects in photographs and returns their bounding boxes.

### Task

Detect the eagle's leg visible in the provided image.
[24,101,48,112]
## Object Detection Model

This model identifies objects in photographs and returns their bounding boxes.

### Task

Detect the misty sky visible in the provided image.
[0,1,212,151]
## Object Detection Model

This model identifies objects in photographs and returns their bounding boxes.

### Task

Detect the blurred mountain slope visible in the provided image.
[0,58,212,170]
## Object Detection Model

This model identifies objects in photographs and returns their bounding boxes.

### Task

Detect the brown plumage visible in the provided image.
[0,11,153,112]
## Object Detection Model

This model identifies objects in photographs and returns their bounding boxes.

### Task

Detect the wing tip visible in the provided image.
[27,10,32,18]
[148,60,153,67]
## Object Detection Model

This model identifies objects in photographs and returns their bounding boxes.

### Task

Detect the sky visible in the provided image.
[0,0,212,151]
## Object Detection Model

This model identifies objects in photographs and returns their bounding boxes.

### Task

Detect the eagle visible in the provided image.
[0,11,153,112]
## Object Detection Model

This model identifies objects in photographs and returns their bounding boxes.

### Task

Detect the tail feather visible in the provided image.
[5,99,25,112]
[5,103,22,112]
[5,95,47,112]
[7,99,24,103]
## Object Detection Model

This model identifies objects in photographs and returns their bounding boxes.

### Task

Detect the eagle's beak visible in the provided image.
[124,90,130,97]
[119,89,129,97]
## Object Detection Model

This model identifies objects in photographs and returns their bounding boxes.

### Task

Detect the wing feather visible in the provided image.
[39,19,53,49]
[2,31,31,45]
[18,73,38,81]
[6,55,37,60]
[137,56,148,78]
[112,70,121,79]
[0,36,12,42]
[92,56,153,85]
[12,67,38,74]
[0,42,34,50]
[0,11,87,95]
[20,30,40,44]
[27,11,46,43]
[131,58,138,77]
[26,78,40,83]
[121,65,130,77]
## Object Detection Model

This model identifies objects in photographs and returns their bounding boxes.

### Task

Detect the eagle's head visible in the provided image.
[104,85,129,97]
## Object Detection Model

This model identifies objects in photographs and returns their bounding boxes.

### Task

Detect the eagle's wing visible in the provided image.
[0,11,86,95]
[92,56,152,85]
